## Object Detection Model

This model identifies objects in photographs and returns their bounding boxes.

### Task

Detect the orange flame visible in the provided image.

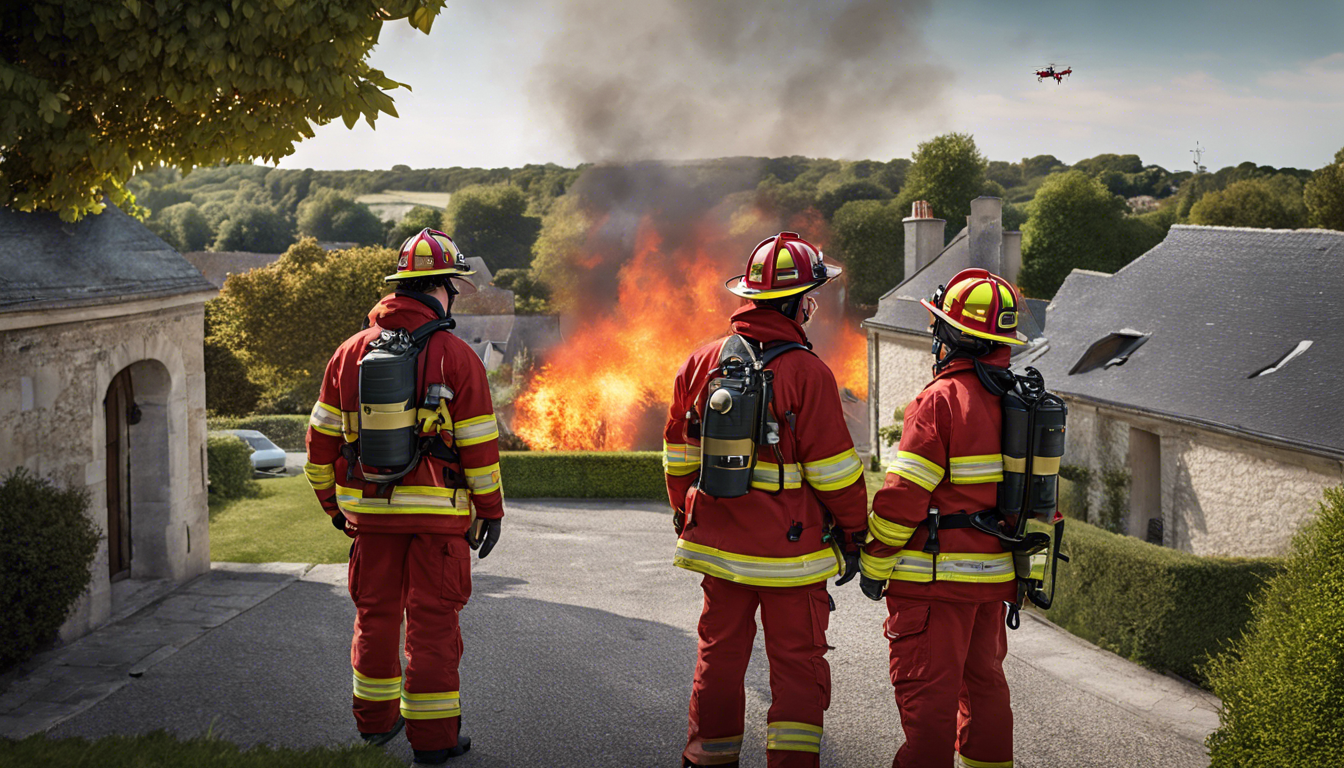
[514,210,869,451]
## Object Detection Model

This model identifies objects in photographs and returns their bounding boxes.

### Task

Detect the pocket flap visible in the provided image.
[883,603,930,640]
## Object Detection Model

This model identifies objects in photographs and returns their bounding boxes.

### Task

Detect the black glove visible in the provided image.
[673,509,686,535]
[859,574,887,601]
[834,549,861,586]
[833,530,866,586]
[332,511,355,539]
[469,518,502,559]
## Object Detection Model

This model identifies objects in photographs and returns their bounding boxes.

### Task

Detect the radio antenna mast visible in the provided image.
[1190,141,1207,174]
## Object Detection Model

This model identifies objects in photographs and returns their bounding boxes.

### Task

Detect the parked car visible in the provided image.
[223,429,287,474]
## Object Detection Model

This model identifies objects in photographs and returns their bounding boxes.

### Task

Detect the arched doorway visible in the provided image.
[101,360,171,591]
[103,368,136,581]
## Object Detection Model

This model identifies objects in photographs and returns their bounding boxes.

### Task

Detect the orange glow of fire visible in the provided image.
[513,212,870,451]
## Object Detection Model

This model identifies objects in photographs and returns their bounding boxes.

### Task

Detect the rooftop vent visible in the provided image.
[1249,340,1312,378]
[1069,330,1150,375]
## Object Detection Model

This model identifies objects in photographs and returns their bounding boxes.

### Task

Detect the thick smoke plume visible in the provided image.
[530,0,944,162]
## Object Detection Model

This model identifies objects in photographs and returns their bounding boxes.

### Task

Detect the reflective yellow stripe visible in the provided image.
[767,721,822,753]
[464,463,502,495]
[309,400,343,437]
[663,441,702,476]
[455,414,499,447]
[861,549,898,581]
[335,485,472,515]
[889,550,1016,584]
[400,690,460,720]
[674,539,838,587]
[751,460,803,490]
[889,450,945,492]
[956,753,1013,768]
[802,448,863,492]
[304,461,335,491]
[950,453,1004,484]
[1032,455,1061,475]
[353,669,402,702]
[867,511,916,548]
[340,410,359,442]
[1028,552,1047,581]
[697,735,743,757]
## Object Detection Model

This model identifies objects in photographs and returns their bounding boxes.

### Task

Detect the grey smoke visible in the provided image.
[530,0,945,162]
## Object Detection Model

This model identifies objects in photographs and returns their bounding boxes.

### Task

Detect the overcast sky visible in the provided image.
[280,0,1344,173]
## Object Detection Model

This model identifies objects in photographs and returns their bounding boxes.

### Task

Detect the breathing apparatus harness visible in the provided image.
[350,286,462,487]
[924,316,1070,630]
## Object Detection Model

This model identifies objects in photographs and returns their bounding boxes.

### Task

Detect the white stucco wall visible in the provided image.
[0,301,210,641]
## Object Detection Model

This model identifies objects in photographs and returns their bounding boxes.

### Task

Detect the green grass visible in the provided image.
[864,468,885,501]
[0,731,402,767]
[209,474,351,564]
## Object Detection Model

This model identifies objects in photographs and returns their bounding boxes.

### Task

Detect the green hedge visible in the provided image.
[1048,518,1282,686]
[0,731,402,767]
[0,469,100,672]
[1205,486,1344,767]
[207,433,260,500]
[207,414,309,451]
[500,451,665,499]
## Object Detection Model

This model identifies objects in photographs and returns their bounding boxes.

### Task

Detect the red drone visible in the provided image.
[1033,64,1073,83]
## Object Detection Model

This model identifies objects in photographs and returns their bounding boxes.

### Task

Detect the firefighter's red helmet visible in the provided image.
[921,268,1025,346]
[387,228,477,294]
[725,232,841,300]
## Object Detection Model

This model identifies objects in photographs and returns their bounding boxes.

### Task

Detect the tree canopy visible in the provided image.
[1019,171,1131,298]
[0,0,445,221]
[1304,148,1344,231]
[296,188,386,245]
[443,185,542,272]
[831,199,905,308]
[1189,175,1309,230]
[899,133,987,239]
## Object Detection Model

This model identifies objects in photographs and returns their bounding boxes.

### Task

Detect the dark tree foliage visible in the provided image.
[1020,155,1069,180]
[831,199,905,308]
[900,132,988,241]
[877,158,912,195]
[1071,153,1144,176]
[296,188,385,245]
[443,185,542,272]
[1304,148,1344,231]
[1020,171,1133,298]
[386,205,445,247]
[149,202,214,252]
[985,160,1023,190]
[1189,175,1308,229]
[816,180,893,220]
[212,203,296,253]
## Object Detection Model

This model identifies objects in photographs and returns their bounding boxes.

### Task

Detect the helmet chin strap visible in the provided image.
[931,319,992,374]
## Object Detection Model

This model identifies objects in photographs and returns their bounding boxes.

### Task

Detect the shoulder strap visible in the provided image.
[409,316,456,347]
[760,341,809,366]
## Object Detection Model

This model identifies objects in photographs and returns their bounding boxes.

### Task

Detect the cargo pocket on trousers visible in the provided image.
[439,535,473,607]
[809,590,833,710]
[884,602,931,681]
[347,538,360,603]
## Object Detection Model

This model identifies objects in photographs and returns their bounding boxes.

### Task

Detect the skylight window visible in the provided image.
[1249,340,1312,378]
[1068,330,1150,375]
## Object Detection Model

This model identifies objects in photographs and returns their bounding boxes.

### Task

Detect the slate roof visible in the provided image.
[863,228,1045,345]
[1033,225,1344,458]
[0,204,214,313]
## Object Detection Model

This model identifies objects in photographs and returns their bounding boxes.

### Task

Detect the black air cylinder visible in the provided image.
[358,344,419,477]
[698,377,760,498]
[1027,394,1068,518]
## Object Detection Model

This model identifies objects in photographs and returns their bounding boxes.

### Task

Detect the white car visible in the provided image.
[224,429,287,474]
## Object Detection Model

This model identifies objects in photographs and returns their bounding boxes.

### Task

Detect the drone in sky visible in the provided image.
[1033,64,1073,83]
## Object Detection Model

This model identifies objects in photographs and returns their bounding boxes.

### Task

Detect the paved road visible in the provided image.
[50,501,1213,767]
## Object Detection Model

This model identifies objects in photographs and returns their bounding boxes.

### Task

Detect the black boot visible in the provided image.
[413,736,472,764]
[360,715,404,747]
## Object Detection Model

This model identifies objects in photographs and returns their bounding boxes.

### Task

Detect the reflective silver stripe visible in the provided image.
[889,450,944,491]
[767,721,822,753]
[455,414,499,446]
[751,461,802,490]
[309,400,343,435]
[889,550,1017,583]
[700,738,743,754]
[675,540,838,587]
[802,449,863,491]
[664,441,702,476]
[949,454,1004,484]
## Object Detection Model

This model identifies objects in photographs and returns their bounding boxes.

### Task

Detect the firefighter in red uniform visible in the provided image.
[305,229,504,765]
[664,232,869,768]
[859,269,1026,768]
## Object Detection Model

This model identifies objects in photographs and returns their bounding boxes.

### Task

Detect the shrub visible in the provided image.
[1098,467,1129,533]
[1204,486,1344,766]
[207,433,260,500]
[207,414,310,451]
[500,451,664,499]
[1057,464,1091,522]
[0,469,100,672]
[1048,518,1281,686]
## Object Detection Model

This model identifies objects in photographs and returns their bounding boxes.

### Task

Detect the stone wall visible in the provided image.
[0,302,210,641]
[869,331,933,464]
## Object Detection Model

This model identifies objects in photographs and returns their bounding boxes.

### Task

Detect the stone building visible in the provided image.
[863,197,1043,462]
[1029,226,1344,557]
[0,205,216,642]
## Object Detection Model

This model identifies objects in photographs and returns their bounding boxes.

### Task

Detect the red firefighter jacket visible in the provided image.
[305,292,504,535]
[861,346,1017,603]
[663,304,868,589]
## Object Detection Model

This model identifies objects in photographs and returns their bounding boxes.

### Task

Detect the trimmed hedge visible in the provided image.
[0,469,100,672]
[500,451,665,499]
[1048,518,1282,686]
[207,414,309,451]
[207,433,260,500]
[1205,486,1344,767]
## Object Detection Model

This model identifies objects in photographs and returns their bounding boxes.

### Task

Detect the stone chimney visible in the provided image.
[1001,230,1022,285]
[903,201,945,280]
[967,196,1003,274]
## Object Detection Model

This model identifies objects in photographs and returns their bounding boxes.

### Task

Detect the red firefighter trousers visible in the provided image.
[685,575,832,768]
[349,531,472,752]
[885,597,1012,768]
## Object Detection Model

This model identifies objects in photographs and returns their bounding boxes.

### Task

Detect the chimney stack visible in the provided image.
[1001,230,1022,285]
[903,201,945,280]
[968,197,1004,275]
